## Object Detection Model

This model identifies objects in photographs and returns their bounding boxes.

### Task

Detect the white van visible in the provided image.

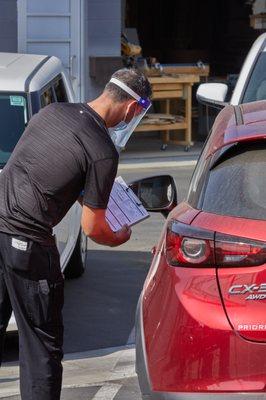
[0,53,87,329]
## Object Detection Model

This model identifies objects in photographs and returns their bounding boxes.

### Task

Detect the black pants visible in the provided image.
[0,231,64,400]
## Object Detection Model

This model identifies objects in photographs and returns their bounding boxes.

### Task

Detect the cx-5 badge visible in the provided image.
[229,284,266,300]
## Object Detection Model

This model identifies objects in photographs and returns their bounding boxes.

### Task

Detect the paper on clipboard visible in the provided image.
[106,176,150,232]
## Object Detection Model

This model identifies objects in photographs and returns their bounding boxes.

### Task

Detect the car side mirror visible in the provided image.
[196,83,229,109]
[129,175,177,218]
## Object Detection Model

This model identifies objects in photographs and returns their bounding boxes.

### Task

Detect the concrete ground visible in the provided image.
[0,346,138,399]
[119,137,202,169]
[121,136,202,159]
[0,165,195,399]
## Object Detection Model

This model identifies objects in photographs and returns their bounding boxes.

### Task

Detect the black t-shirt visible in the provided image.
[0,102,118,244]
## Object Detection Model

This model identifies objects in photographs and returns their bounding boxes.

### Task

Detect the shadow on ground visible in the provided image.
[63,249,151,353]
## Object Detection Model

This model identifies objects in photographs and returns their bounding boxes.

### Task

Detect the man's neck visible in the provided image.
[87,94,120,128]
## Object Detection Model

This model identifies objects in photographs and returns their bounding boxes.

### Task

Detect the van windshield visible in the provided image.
[0,93,28,167]
[242,50,266,103]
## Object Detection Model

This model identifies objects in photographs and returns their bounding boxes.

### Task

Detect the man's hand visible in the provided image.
[115,224,132,245]
[81,205,132,247]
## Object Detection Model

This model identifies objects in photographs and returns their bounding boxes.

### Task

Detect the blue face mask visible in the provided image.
[108,120,129,153]
[112,121,128,131]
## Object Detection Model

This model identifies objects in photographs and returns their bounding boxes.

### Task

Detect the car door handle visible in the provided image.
[70,55,77,80]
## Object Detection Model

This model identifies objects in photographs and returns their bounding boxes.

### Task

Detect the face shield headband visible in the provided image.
[108,77,151,152]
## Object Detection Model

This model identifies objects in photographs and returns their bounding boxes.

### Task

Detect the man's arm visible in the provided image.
[78,156,128,246]
[80,203,131,247]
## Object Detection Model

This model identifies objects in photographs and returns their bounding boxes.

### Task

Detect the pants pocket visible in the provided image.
[6,235,48,278]
[5,235,64,329]
[50,279,64,326]
[26,278,64,328]
[27,279,50,327]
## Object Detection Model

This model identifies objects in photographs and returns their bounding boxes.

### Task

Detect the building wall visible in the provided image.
[0,0,17,52]
[0,0,121,100]
[85,0,121,99]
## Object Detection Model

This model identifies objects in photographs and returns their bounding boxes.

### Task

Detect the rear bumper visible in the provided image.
[142,393,266,400]
[135,293,152,398]
[135,294,266,400]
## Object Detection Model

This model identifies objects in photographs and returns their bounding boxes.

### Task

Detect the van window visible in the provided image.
[242,50,266,103]
[54,78,68,102]
[0,93,28,166]
[40,87,55,108]
[202,143,266,220]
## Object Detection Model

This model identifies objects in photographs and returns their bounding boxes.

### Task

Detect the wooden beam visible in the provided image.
[149,75,200,84]
[135,122,187,132]
[151,83,183,91]
[152,90,183,99]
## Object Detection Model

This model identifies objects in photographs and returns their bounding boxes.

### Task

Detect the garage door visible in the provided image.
[17,0,83,101]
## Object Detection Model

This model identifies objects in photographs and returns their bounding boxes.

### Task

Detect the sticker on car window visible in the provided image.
[10,96,25,107]
[9,96,28,124]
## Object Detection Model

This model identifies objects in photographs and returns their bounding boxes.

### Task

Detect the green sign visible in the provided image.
[10,96,25,106]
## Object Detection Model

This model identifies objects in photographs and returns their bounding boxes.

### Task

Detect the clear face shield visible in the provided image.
[108,78,151,152]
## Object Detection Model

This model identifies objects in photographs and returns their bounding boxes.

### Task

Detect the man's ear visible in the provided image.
[124,100,138,123]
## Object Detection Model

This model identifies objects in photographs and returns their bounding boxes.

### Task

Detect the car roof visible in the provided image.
[205,100,266,157]
[0,52,64,92]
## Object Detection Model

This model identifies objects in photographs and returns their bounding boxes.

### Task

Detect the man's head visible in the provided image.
[101,68,152,128]
[105,68,152,103]
[87,68,152,151]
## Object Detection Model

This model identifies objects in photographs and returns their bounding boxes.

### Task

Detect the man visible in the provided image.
[0,68,152,400]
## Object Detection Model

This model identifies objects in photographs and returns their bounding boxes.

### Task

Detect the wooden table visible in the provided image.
[135,75,200,150]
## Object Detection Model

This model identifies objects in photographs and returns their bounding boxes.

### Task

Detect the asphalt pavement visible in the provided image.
[0,165,194,399]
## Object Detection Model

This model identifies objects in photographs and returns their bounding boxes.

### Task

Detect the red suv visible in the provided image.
[135,100,266,400]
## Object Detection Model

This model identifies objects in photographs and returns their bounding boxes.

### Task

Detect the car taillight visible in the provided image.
[166,222,215,267]
[215,234,266,267]
[166,221,266,268]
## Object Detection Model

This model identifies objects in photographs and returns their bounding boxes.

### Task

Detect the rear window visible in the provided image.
[54,78,68,102]
[40,76,68,108]
[202,143,266,220]
[40,87,55,108]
